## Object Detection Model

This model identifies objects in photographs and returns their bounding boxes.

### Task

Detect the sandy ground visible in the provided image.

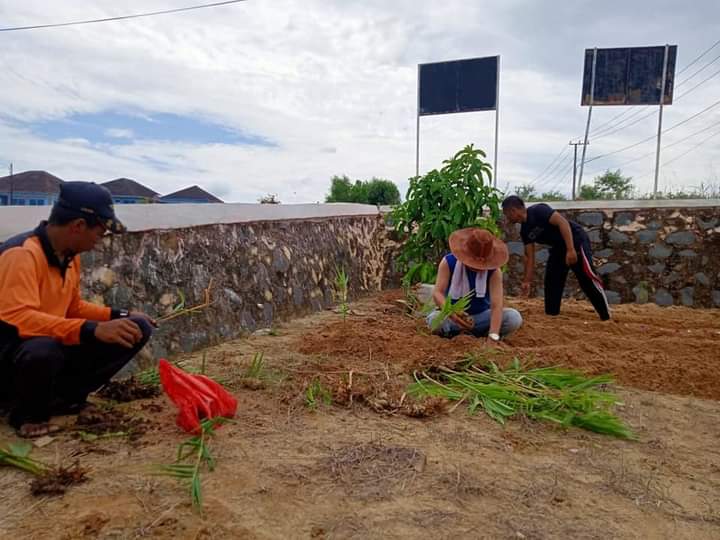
[0,291,719,539]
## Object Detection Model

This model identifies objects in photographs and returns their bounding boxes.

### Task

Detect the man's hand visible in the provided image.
[520,281,532,297]
[450,313,474,331]
[565,249,578,266]
[130,311,158,328]
[95,319,143,348]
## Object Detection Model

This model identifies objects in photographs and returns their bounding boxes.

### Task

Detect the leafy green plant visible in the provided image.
[153,417,227,514]
[0,441,48,476]
[333,267,350,321]
[429,291,475,332]
[408,358,634,439]
[305,379,332,410]
[392,145,503,285]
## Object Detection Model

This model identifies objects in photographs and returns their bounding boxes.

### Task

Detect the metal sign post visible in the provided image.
[415,64,420,178]
[578,47,597,193]
[493,55,500,188]
[653,44,670,198]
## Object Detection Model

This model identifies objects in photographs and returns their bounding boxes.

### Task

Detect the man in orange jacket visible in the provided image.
[0,182,155,437]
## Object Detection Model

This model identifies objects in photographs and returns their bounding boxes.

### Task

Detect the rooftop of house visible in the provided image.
[0,170,64,193]
[102,178,159,199]
[159,185,224,203]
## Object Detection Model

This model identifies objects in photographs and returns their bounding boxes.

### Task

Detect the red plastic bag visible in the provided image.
[158,359,238,433]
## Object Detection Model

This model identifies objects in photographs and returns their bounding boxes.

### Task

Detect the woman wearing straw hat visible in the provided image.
[426,227,523,345]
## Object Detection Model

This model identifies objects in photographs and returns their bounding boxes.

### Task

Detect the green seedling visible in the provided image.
[153,417,228,514]
[0,441,48,476]
[244,352,265,379]
[333,267,350,321]
[430,290,475,332]
[305,379,332,410]
[408,357,635,439]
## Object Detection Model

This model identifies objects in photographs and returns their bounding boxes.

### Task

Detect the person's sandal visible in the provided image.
[16,422,62,439]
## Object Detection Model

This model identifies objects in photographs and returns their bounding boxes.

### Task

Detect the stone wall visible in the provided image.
[503,202,720,308]
[78,214,395,369]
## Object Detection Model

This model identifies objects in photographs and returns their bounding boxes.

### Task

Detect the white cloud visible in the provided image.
[0,0,718,202]
[104,128,134,139]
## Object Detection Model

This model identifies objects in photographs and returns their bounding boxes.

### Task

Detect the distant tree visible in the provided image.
[325,175,400,205]
[325,175,355,203]
[580,169,634,200]
[513,183,539,201]
[365,178,401,205]
[259,193,281,204]
[539,190,568,201]
[511,184,567,202]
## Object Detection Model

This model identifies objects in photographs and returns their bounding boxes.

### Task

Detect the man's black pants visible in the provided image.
[544,233,611,321]
[5,317,153,428]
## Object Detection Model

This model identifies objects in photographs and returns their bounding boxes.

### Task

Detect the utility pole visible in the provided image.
[8,163,13,206]
[569,140,588,200]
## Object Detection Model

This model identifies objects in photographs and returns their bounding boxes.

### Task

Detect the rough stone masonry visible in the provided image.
[79,214,395,369]
[503,204,720,309]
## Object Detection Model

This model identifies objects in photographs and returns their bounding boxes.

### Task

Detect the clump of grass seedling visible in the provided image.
[153,417,227,514]
[244,352,265,379]
[1,441,88,496]
[0,441,48,476]
[333,267,350,321]
[408,358,635,439]
[137,358,226,387]
[306,379,332,410]
[236,352,268,390]
[430,290,475,332]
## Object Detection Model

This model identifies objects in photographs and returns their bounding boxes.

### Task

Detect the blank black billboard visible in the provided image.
[581,45,677,106]
[419,56,498,116]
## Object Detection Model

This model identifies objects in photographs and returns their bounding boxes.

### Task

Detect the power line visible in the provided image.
[533,151,573,188]
[591,108,656,141]
[588,62,720,143]
[589,107,635,135]
[0,0,249,32]
[676,65,720,100]
[675,51,720,88]
[634,127,720,182]
[585,98,720,164]
[584,117,720,179]
[663,128,720,167]
[528,145,570,185]
[676,38,720,76]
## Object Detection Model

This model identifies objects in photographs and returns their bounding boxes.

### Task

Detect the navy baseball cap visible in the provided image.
[55,182,126,233]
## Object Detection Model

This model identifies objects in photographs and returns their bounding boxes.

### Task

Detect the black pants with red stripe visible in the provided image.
[544,232,610,320]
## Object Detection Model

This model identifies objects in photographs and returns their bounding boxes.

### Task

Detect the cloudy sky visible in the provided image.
[1,0,719,202]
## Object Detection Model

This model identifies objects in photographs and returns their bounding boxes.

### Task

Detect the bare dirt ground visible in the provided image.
[1,291,719,540]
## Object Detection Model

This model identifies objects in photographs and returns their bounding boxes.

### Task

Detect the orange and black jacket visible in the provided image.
[0,222,113,349]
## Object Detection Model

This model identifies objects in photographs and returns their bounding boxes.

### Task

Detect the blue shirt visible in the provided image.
[444,253,492,315]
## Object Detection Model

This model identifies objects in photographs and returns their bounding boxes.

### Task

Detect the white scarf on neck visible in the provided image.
[449,260,488,299]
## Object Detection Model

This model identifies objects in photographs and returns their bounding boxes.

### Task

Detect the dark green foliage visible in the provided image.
[391,145,503,285]
[325,176,401,205]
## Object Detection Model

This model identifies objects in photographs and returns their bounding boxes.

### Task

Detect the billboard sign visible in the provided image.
[581,45,677,106]
[419,56,498,115]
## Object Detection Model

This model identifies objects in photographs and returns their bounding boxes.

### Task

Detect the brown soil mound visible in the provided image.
[97,378,160,402]
[74,407,148,441]
[298,290,720,400]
